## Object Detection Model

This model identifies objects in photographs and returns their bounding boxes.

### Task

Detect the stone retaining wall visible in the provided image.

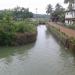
[12,32,37,46]
[47,24,75,51]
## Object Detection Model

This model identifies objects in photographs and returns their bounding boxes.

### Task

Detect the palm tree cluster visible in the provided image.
[46,4,53,15]
[64,0,75,10]
[46,3,65,22]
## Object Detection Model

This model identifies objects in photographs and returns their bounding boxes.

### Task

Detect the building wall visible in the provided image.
[65,11,75,25]
[65,20,73,25]
[65,12,72,18]
[65,1,75,25]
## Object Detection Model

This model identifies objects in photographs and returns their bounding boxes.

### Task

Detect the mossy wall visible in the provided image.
[47,24,75,51]
[12,32,37,46]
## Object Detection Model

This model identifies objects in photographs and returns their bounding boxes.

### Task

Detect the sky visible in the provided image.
[0,0,68,14]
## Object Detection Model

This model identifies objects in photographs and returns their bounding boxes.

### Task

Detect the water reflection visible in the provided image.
[0,43,35,63]
[0,25,75,75]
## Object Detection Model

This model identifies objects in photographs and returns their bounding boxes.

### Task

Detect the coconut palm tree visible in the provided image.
[46,4,53,15]
[64,0,74,3]
[64,0,75,10]
[55,3,62,12]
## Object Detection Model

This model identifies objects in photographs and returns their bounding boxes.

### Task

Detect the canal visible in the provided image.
[0,25,75,75]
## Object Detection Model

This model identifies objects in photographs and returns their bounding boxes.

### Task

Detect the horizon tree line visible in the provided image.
[0,6,33,21]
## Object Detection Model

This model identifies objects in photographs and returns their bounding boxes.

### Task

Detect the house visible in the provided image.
[65,2,75,25]
[65,10,75,25]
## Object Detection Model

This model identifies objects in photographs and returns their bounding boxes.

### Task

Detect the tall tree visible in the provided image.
[51,3,65,22]
[12,7,33,20]
[64,0,74,4]
[64,0,74,10]
[55,3,62,12]
[68,3,73,10]
[46,4,53,15]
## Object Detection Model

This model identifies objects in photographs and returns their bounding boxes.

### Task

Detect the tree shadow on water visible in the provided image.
[0,43,35,59]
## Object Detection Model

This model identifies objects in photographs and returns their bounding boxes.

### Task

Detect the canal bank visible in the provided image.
[0,25,75,75]
[12,32,37,46]
[47,22,75,51]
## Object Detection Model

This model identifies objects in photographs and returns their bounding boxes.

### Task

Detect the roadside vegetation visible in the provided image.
[65,24,75,30]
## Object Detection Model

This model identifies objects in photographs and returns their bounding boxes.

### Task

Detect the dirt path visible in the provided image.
[48,22,75,38]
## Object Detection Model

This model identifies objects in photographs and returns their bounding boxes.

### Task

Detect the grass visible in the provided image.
[65,24,75,30]
[14,21,36,33]
[70,37,75,44]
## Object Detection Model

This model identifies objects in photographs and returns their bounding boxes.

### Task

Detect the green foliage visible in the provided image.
[64,0,74,3]
[15,21,36,33]
[0,31,15,46]
[46,4,53,15]
[0,14,15,46]
[66,24,75,30]
[0,14,36,46]
[46,3,65,22]
[12,7,33,20]
[0,7,33,21]
[70,37,75,44]
[0,6,36,46]
[64,0,74,10]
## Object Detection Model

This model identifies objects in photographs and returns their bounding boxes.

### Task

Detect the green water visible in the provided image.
[0,25,75,75]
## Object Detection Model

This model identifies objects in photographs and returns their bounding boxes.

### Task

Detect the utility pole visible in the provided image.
[35,8,38,20]
[36,8,37,14]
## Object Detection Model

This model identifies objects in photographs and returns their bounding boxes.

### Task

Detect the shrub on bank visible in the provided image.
[65,24,75,30]
[15,21,36,33]
[0,17,37,46]
[47,24,75,50]
[70,37,75,44]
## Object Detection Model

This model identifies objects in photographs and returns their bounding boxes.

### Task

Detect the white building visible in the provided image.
[65,2,75,25]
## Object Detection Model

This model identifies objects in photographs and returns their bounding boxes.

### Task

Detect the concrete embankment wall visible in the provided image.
[47,24,75,51]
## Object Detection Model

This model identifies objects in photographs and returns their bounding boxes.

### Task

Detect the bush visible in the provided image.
[14,21,36,33]
[0,16,36,46]
[66,24,75,30]
[70,37,75,44]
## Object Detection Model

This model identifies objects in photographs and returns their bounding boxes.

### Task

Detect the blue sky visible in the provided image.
[0,0,68,14]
